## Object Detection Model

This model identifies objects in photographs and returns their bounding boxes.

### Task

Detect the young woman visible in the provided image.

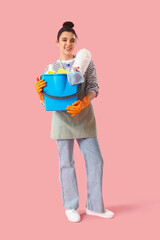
[35,21,114,223]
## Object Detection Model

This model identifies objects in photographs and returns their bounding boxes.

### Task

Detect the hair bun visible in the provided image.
[63,21,74,28]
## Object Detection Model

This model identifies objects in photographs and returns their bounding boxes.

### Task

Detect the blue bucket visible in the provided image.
[40,74,81,111]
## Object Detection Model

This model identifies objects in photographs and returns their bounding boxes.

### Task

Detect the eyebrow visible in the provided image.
[61,37,75,40]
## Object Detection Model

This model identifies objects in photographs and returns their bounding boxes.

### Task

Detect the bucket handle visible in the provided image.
[42,84,82,100]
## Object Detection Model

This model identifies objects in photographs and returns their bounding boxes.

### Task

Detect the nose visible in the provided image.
[66,40,72,46]
[66,45,72,48]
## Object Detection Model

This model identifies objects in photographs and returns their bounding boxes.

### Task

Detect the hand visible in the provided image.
[35,77,46,102]
[66,96,90,117]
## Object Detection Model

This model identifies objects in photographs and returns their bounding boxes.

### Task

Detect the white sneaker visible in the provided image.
[86,208,114,218]
[65,209,81,222]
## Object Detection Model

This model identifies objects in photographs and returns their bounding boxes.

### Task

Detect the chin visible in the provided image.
[65,52,73,55]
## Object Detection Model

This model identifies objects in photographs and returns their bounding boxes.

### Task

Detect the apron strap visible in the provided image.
[58,55,76,70]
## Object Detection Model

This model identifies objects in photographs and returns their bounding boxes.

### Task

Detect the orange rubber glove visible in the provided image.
[35,77,46,102]
[66,96,90,117]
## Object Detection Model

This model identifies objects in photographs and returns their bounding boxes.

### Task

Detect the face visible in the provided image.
[56,31,76,57]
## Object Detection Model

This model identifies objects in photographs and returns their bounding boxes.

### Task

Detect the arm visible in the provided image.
[86,91,96,102]
[66,59,99,117]
[85,59,99,98]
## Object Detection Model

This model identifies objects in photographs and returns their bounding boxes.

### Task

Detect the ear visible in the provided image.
[56,40,59,46]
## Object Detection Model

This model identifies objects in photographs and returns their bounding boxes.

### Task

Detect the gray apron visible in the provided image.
[50,59,97,139]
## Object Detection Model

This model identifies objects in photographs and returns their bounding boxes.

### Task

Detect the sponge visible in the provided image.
[57,68,70,74]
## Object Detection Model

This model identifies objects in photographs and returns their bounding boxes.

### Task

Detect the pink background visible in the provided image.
[1,0,160,239]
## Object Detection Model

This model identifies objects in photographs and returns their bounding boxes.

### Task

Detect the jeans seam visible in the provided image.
[80,143,94,211]
[60,167,65,206]
[57,140,66,206]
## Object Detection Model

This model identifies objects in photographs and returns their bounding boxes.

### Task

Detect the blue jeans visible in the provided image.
[56,137,105,213]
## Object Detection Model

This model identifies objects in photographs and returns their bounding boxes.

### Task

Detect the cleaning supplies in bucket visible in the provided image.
[45,64,56,74]
[67,71,84,85]
[39,49,91,111]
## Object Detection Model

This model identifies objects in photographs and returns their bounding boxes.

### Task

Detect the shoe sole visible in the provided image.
[66,217,81,223]
[86,209,114,218]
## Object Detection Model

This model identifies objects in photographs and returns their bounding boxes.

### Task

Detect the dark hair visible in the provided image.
[57,21,78,41]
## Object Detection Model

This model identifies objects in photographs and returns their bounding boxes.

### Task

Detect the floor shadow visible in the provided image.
[105,203,142,216]
[107,198,160,216]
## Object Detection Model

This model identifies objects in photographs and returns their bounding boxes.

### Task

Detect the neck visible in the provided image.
[60,52,74,61]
